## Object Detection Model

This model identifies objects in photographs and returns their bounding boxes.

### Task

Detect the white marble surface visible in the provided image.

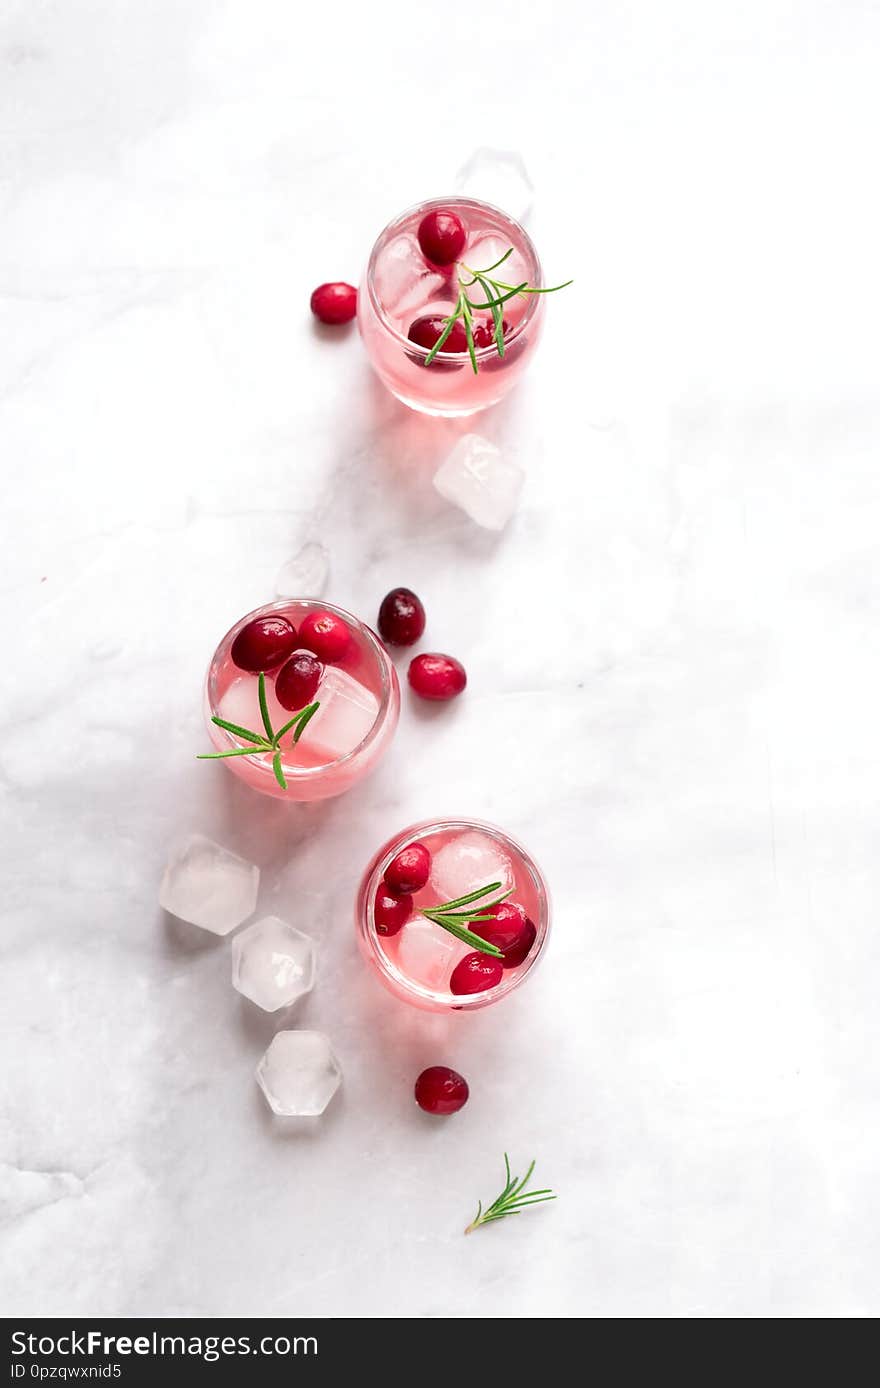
[2,0,879,1319]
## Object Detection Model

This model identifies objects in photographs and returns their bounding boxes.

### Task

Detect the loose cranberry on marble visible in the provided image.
[414,1065,469,1115]
[297,610,350,663]
[378,587,426,647]
[408,653,467,702]
[310,282,357,324]
[417,210,466,267]
[384,842,431,897]
[230,615,298,673]
[275,650,323,711]
[450,952,504,996]
[374,886,412,937]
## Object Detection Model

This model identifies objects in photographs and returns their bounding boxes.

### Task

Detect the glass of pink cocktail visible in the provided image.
[202,600,399,801]
[358,196,560,417]
[356,818,550,1012]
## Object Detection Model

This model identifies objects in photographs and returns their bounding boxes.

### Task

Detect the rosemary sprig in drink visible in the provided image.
[465,1154,557,1235]
[197,671,319,790]
[418,881,510,959]
[424,246,572,375]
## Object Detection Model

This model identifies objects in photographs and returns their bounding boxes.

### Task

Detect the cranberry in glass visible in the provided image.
[408,653,467,701]
[417,210,466,267]
[297,610,350,663]
[414,1065,469,1115]
[450,952,504,996]
[275,651,323,711]
[374,886,412,937]
[378,587,426,647]
[310,282,357,324]
[471,901,536,968]
[384,842,431,896]
[472,318,510,349]
[407,314,468,356]
[230,615,298,673]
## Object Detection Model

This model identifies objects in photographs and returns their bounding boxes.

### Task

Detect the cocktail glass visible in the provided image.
[204,600,399,802]
[358,196,545,417]
[356,817,550,1011]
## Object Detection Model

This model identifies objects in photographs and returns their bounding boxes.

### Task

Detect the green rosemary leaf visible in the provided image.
[272,750,286,790]
[197,746,267,761]
[462,309,478,375]
[258,672,275,742]
[478,246,514,274]
[495,278,574,296]
[505,1194,557,1207]
[432,882,504,910]
[273,701,320,746]
[464,283,528,311]
[421,913,503,957]
[273,714,302,744]
[292,701,320,743]
[424,293,464,365]
[210,715,269,746]
[474,273,505,358]
[509,1158,536,1199]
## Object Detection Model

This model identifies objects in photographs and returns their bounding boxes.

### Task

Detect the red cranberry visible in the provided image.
[417,210,466,267]
[472,319,510,349]
[408,653,467,701]
[297,609,350,663]
[407,314,468,356]
[230,615,298,673]
[450,952,504,996]
[378,587,426,646]
[414,1065,469,1115]
[384,842,431,897]
[310,282,357,325]
[471,901,536,968]
[374,886,412,937]
[275,650,323,711]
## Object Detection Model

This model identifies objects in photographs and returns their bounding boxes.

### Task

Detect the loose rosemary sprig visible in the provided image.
[419,881,510,959]
[197,672,319,790]
[424,246,572,374]
[465,1154,557,1235]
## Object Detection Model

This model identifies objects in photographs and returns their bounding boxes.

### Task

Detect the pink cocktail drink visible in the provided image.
[358,197,546,417]
[356,818,550,1012]
[203,600,399,801]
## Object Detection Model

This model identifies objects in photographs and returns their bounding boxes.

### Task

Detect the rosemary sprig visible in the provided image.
[424,246,572,374]
[465,1154,557,1235]
[197,672,318,790]
[419,881,510,959]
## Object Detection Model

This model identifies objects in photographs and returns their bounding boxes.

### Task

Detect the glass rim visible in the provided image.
[364,195,544,361]
[205,598,395,781]
[359,816,551,1010]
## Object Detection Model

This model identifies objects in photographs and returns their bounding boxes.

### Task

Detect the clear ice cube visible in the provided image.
[256,1031,341,1116]
[429,830,514,904]
[231,915,315,1012]
[395,916,468,989]
[374,232,428,314]
[304,666,379,763]
[455,148,534,223]
[218,675,288,740]
[433,434,525,531]
[274,542,329,598]
[392,271,450,321]
[159,834,259,935]
[465,235,529,291]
